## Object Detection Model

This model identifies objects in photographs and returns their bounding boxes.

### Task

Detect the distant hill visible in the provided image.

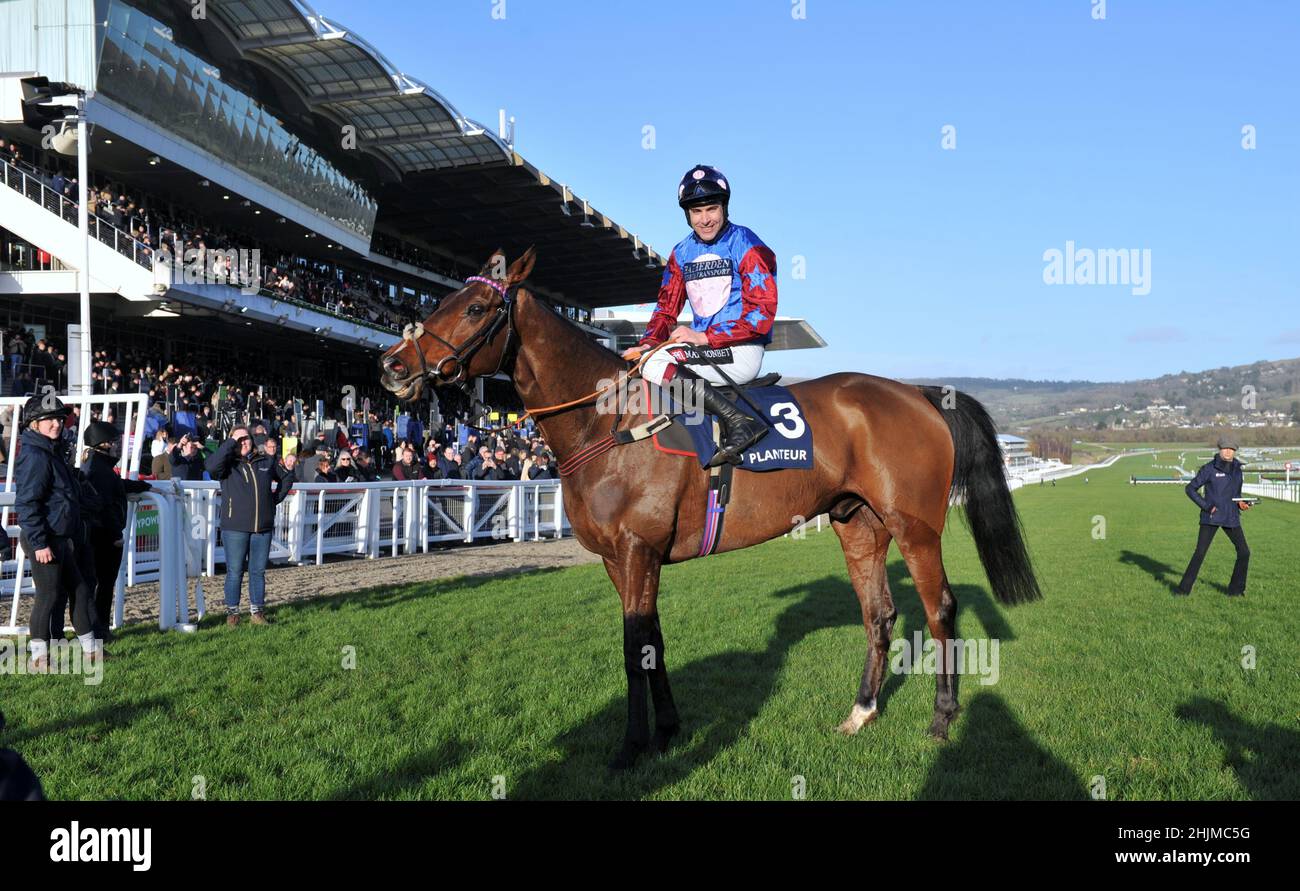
[902,357,1300,432]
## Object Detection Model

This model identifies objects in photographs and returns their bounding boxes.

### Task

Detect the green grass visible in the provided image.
[4,453,1298,800]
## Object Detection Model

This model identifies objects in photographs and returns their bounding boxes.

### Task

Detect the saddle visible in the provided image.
[581,370,804,558]
[652,372,782,456]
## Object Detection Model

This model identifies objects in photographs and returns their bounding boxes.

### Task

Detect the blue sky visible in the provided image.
[313,0,1299,382]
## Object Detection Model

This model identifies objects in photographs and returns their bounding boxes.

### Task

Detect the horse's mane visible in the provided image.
[519,287,626,380]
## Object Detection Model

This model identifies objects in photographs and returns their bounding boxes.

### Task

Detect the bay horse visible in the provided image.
[380,248,1041,769]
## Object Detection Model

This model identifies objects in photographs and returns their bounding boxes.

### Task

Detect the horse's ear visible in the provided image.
[507,246,537,286]
[481,248,508,282]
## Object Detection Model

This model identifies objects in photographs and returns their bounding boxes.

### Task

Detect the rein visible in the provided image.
[399,281,677,465]
[459,340,674,438]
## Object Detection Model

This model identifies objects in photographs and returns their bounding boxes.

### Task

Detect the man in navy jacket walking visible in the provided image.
[1176,437,1252,596]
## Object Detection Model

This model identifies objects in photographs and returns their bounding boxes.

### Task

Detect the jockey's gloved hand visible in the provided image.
[621,346,645,362]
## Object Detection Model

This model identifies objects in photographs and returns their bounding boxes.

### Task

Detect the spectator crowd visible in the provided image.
[1,327,556,486]
[1,135,446,333]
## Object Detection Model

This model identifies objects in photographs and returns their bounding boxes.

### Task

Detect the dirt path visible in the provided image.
[9,537,603,630]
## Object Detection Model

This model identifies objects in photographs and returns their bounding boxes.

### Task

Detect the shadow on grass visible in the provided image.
[1,697,173,748]
[508,575,858,799]
[1175,697,1300,800]
[504,563,1021,800]
[917,693,1088,800]
[1118,550,1228,595]
[328,739,471,800]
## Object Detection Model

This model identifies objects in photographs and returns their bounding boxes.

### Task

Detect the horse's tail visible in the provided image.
[919,386,1042,605]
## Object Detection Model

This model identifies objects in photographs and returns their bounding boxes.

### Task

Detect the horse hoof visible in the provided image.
[927,721,951,741]
[837,703,878,736]
[608,744,646,771]
[652,724,680,753]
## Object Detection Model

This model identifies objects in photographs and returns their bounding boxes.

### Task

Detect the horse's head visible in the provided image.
[379,247,536,402]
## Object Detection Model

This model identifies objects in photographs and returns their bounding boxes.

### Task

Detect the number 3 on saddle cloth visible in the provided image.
[633,377,814,471]
[627,375,814,556]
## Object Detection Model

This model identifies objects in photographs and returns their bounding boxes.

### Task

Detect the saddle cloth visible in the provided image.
[634,376,814,471]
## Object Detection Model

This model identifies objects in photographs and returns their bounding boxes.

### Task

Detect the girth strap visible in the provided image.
[557,414,674,477]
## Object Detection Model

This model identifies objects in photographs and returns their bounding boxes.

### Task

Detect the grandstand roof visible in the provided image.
[192,0,665,306]
[206,0,507,173]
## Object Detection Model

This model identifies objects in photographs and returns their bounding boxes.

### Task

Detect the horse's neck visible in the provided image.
[510,291,623,459]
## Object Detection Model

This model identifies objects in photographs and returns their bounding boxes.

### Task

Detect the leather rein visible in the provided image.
[400,276,670,437]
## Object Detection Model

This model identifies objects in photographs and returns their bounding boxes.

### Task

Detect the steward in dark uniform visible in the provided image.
[1176,437,1252,596]
[81,420,152,641]
[13,396,99,667]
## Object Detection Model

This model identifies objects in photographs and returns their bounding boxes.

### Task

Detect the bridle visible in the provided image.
[394,273,674,440]
[399,275,516,404]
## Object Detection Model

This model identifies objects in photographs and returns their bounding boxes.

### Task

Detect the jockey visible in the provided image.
[622,164,776,467]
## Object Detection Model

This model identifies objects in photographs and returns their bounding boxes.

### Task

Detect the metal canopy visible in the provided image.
[205,0,514,174]
[194,0,665,305]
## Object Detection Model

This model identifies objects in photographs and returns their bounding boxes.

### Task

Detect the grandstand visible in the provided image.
[0,0,666,420]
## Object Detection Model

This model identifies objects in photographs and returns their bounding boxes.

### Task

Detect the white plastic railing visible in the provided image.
[2,477,570,636]
[173,478,569,569]
[1242,480,1300,504]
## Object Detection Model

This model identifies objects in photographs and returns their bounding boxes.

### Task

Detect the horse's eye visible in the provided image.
[467,304,484,317]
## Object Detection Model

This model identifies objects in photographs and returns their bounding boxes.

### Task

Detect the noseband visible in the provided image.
[399,275,516,399]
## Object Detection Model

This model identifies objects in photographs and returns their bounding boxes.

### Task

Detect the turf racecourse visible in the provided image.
[5,450,1297,800]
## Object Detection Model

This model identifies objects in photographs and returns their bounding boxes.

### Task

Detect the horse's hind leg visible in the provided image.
[831,507,896,735]
[893,517,960,740]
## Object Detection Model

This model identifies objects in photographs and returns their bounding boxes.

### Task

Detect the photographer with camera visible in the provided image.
[169,432,206,482]
[206,426,294,626]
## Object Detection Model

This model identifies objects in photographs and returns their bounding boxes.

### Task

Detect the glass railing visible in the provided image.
[1,154,154,270]
[1,154,398,335]
[250,285,401,335]
[96,0,378,239]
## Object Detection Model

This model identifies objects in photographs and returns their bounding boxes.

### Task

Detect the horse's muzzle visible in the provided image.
[380,354,406,377]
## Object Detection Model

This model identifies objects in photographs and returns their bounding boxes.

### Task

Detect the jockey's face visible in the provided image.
[688,203,725,241]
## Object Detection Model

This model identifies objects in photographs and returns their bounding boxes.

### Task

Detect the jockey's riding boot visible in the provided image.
[672,366,768,467]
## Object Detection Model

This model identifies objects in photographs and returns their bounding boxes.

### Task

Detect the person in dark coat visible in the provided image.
[13,395,101,667]
[352,449,379,482]
[205,426,293,625]
[391,447,425,480]
[333,450,359,483]
[81,420,151,640]
[168,433,206,481]
[435,445,461,480]
[525,452,558,480]
[312,454,337,483]
[1176,437,1253,596]
[459,433,479,467]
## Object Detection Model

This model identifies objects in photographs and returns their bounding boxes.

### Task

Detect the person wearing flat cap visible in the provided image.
[1176,436,1252,596]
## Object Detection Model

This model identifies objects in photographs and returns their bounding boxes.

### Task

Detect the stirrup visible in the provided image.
[708,418,768,467]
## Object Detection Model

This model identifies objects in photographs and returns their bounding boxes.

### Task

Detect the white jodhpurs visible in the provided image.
[641,341,765,387]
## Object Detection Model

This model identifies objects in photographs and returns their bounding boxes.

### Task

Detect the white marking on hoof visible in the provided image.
[837,702,878,735]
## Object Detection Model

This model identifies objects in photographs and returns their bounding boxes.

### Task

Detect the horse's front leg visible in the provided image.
[603,545,676,770]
